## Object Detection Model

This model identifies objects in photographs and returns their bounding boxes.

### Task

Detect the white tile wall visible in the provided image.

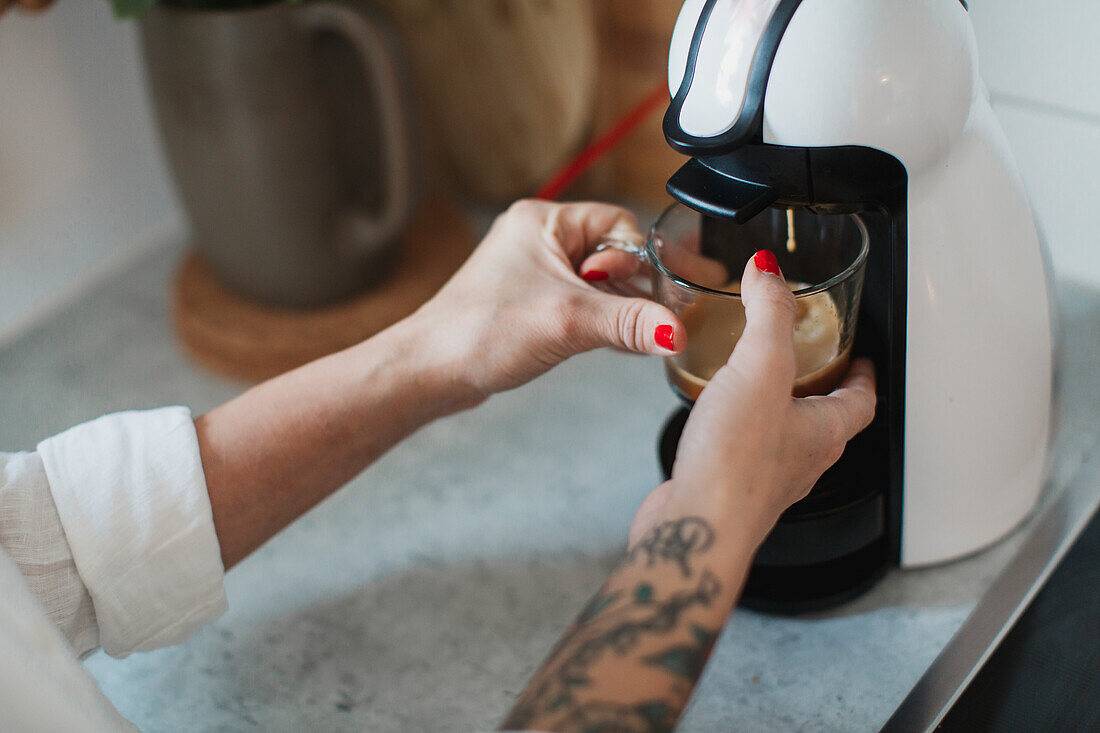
[970,0,1100,121]
[970,0,1100,285]
[994,102,1100,286]
[0,0,1097,343]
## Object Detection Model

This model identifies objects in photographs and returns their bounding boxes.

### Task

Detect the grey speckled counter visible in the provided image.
[1,240,1098,733]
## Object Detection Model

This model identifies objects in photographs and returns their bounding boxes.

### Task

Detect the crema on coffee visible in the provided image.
[666,281,850,401]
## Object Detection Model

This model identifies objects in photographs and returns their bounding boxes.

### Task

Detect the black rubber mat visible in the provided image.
[934,502,1100,732]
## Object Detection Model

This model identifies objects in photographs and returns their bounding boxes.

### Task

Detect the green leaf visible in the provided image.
[108,0,157,17]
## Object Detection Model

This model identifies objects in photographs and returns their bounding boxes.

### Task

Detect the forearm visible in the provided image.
[193,196,678,570]
[501,488,772,732]
[195,314,481,568]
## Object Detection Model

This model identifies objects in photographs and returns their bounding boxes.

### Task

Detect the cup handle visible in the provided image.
[594,238,655,299]
[301,2,417,256]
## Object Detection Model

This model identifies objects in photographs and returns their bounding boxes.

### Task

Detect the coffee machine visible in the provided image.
[658,0,1054,611]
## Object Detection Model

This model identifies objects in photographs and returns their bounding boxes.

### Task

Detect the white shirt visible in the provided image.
[0,407,228,732]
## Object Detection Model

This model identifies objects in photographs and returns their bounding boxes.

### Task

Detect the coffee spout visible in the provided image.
[666,159,778,224]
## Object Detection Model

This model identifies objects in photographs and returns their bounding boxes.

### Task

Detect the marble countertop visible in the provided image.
[1,239,1098,733]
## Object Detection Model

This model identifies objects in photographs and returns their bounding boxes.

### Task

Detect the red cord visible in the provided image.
[535,80,670,201]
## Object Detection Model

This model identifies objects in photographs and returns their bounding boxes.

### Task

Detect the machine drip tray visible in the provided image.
[741,536,890,614]
[659,407,891,614]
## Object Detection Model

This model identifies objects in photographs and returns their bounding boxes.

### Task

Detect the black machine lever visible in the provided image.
[666,158,778,224]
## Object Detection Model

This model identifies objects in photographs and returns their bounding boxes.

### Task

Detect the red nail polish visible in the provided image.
[655,325,675,351]
[753,250,781,276]
[582,270,610,282]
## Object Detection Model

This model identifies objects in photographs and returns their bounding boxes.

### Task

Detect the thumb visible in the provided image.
[574,292,686,356]
[730,250,798,383]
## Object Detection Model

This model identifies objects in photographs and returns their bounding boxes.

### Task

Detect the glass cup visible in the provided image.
[599,203,869,403]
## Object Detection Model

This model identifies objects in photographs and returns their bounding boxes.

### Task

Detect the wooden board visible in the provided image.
[173,198,474,382]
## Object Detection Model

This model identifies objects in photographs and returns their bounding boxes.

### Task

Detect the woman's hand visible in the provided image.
[501,253,875,732]
[630,251,878,549]
[411,199,686,397]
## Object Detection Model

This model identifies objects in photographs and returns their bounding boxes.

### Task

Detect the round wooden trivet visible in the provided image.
[173,199,474,382]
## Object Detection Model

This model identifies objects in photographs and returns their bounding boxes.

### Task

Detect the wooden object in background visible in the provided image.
[173,198,473,382]
[373,0,598,203]
[586,0,685,208]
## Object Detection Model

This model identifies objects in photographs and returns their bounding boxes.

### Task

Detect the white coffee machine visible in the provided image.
[659,0,1054,610]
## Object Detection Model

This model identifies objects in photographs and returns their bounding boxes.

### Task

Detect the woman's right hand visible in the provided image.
[629,251,878,549]
[505,254,876,732]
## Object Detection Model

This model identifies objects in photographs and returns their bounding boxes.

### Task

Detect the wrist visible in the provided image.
[657,477,782,554]
[348,313,487,420]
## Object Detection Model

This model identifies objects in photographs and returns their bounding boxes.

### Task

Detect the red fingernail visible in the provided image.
[582,270,610,282]
[655,325,675,351]
[753,250,781,276]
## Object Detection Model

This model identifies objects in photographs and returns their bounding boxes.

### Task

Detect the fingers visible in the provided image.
[729,251,798,385]
[562,201,641,254]
[566,291,685,356]
[661,245,729,289]
[579,248,645,283]
[519,198,642,264]
[577,231,727,289]
[795,358,877,452]
[821,358,878,439]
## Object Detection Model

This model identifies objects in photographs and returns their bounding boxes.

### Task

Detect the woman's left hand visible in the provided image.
[411,199,686,398]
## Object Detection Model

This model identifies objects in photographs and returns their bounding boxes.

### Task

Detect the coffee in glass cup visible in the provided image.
[599,204,868,402]
[667,279,853,400]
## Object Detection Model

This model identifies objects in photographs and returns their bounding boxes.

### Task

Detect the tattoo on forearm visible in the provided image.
[626,517,714,577]
[643,624,719,681]
[500,518,724,733]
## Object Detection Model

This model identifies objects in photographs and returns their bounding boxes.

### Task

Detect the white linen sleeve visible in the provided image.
[0,451,100,657]
[36,407,228,658]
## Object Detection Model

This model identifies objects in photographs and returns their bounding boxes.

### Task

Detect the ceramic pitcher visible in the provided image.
[141,1,417,307]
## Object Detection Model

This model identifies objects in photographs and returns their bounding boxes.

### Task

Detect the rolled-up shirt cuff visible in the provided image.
[38,407,227,658]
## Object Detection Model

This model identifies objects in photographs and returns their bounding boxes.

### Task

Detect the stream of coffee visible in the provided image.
[786,208,797,253]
